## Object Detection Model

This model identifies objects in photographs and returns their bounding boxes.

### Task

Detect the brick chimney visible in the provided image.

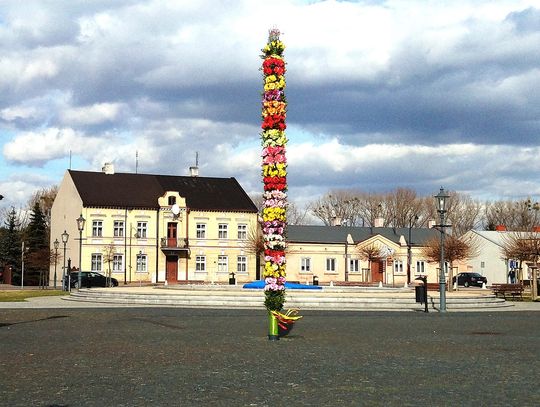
[495,225,506,231]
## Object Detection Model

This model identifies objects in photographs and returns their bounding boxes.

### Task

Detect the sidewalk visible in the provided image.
[1,285,539,310]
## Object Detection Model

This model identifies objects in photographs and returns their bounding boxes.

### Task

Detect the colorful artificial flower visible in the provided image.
[261,29,288,313]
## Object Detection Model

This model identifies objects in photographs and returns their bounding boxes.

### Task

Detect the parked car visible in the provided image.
[452,272,487,287]
[64,271,118,289]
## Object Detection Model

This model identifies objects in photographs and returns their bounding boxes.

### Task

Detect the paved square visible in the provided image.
[1,308,539,406]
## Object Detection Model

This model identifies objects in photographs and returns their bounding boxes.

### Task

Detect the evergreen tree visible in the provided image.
[0,207,22,281]
[24,202,50,286]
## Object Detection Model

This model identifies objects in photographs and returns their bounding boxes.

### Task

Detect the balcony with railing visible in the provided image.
[160,237,190,254]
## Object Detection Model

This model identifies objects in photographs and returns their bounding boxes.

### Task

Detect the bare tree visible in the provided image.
[500,231,540,299]
[356,243,386,281]
[241,226,265,280]
[27,185,58,229]
[421,234,480,287]
[382,188,423,228]
[287,202,309,225]
[102,243,116,287]
[484,198,540,231]
[309,190,364,226]
[356,192,385,227]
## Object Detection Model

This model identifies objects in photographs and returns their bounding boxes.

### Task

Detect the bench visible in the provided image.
[491,283,524,300]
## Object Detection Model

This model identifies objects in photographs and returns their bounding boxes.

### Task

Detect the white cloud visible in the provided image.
[1,0,540,210]
[60,103,125,126]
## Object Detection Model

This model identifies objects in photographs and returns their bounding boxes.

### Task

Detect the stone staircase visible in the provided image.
[65,285,511,311]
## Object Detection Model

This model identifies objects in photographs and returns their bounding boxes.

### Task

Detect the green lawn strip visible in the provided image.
[0,290,66,302]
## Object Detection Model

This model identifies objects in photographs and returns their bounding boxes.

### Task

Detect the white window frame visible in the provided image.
[237,224,247,240]
[237,255,247,273]
[416,260,426,274]
[301,257,311,273]
[195,255,206,272]
[196,223,206,239]
[92,220,103,237]
[136,254,147,272]
[91,253,102,272]
[137,222,148,238]
[393,260,404,274]
[217,255,228,272]
[349,259,360,273]
[218,223,228,239]
[326,257,337,273]
[112,254,123,272]
[113,221,124,238]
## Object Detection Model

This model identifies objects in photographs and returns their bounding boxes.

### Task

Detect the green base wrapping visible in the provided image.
[268,312,279,341]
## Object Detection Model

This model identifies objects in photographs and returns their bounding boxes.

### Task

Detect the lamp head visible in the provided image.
[61,230,69,244]
[76,214,86,231]
[53,238,60,250]
[434,187,450,213]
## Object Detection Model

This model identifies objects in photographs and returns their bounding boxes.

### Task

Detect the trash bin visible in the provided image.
[229,272,236,285]
[414,276,428,313]
[313,276,319,286]
[415,285,424,303]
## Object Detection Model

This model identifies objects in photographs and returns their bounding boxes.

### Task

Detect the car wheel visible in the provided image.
[464,281,469,287]
[74,281,80,289]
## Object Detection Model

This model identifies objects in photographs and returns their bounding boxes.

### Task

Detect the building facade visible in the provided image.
[286,225,442,286]
[49,168,258,286]
[461,229,535,284]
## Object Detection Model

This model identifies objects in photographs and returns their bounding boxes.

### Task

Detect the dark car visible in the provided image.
[452,272,487,287]
[64,271,118,289]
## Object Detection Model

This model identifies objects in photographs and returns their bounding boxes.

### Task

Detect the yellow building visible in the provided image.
[286,225,442,286]
[49,166,258,287]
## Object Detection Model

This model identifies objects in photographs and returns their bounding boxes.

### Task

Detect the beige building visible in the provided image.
[286,225,442,286]
[49,167,258,287]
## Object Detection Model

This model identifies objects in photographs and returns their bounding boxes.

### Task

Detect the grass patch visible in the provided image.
[0,290,66,302]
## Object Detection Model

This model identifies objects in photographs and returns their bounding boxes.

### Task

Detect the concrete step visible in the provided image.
[66,287,512,310]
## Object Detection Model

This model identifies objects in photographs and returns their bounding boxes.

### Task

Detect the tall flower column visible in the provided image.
[261,29,288,341]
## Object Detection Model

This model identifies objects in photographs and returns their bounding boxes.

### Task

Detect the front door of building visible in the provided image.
[166,255,178,283]
[371,260,384,283]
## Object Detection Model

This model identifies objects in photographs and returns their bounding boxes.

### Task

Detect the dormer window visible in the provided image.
[168,196,176,205]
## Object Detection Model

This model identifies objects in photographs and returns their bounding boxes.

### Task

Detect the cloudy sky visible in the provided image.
[1,0,540,210]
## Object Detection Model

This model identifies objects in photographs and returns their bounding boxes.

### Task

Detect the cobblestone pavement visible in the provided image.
[1,308,539,406]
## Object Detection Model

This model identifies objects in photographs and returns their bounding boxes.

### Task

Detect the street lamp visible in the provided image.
[407,215,419,285]
[61,230,69,291]
[434,187,450,313]
[76,214,86,289]
[53,239,60,289]
[21,241,25,289]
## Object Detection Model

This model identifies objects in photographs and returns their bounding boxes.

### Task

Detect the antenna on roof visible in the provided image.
[69,150,72,169]
[190,152,199,177]
[135,150,139,174]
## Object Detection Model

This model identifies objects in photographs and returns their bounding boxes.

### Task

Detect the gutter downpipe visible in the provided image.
[124,208,128,285]
[156,207,160,284]
[186,208,190,281]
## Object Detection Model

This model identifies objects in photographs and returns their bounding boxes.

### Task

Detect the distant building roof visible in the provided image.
[68,170,257,212]
[288,225,439,245]
[469,230,533,248]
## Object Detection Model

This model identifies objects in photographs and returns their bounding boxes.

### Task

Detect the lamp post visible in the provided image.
[21,241,25,289]
[53,239,59,289]
[434,187,450,313]
[76,214,86,289]
[61,230,69,291]
[407,215,419,285]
